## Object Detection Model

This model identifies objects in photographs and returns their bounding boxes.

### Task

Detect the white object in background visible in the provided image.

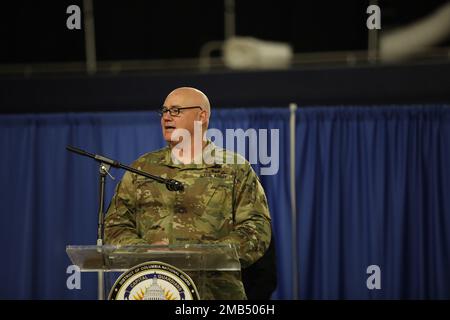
[380,2,450,61]
[223,36,293,69]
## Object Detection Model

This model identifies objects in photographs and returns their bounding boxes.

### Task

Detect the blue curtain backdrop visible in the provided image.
[1,105,449,299]
[296,105,450,299]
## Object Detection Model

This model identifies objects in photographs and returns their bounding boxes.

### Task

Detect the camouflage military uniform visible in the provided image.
[104,142,272,299]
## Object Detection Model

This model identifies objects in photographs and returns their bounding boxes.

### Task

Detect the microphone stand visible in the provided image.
[95,163,109,300]
[66,145,184,300]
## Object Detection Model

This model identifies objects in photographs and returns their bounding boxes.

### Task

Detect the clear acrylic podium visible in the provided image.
[66,243,242,300]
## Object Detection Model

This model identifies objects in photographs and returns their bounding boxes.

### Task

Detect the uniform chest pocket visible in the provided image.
[134,180,172,235]
[134,178,172,215]
[183,176,234,236]
[197,176,233,210]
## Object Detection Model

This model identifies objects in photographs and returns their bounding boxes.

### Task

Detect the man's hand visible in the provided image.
[146,240,169,251]
[151,240,169,246]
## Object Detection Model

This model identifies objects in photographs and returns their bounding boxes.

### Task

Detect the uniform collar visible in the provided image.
[163,140,223,169]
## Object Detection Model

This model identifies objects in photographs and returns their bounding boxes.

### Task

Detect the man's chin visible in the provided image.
[164,136,173,145]
[163,131,173,141]
[164,134,181,146]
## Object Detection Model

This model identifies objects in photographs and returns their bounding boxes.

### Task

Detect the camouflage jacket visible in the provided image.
[104,142,272,299]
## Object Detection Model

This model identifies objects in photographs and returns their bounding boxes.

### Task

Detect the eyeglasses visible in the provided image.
[157,106,203,117]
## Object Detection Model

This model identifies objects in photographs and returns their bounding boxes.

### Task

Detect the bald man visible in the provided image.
[161,87,211,164]
[104,87,272,300]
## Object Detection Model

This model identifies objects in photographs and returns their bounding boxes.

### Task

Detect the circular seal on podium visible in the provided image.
[108,261,200,300]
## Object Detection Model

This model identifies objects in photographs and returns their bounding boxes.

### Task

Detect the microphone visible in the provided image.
[66,145,119,167]
[166,179,184,192]
[66,145,184,192]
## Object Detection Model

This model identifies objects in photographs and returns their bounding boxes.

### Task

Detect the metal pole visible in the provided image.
[83,0,97,74]
[96,163,109,300]
[289,103,298,299]
[367,0,380,63]
[224,0,236,39]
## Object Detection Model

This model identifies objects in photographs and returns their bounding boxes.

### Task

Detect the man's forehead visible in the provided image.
[164,91,204,106]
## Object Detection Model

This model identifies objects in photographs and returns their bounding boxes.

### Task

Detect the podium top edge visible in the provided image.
[66,243,238,251]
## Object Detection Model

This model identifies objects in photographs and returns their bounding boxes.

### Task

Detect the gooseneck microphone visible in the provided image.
[66,145,184,192]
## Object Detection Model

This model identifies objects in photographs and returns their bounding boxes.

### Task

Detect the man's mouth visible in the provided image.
[165,125,176,131]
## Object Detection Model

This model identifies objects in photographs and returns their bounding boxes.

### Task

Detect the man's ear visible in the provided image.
[199,110,208,125]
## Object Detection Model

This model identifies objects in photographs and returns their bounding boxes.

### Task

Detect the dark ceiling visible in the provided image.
[1,0,448,64]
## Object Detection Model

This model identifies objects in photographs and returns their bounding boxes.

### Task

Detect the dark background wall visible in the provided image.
[1,62,450,114]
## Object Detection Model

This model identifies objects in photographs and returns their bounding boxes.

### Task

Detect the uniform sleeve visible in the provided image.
[220,163,272,268]
[104,171,148,245]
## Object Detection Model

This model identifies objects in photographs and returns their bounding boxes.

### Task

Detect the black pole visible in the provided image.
[97,164,108,244]
[96,163,108,300]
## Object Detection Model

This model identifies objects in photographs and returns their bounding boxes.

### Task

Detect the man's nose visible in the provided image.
[162,110,173,121]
